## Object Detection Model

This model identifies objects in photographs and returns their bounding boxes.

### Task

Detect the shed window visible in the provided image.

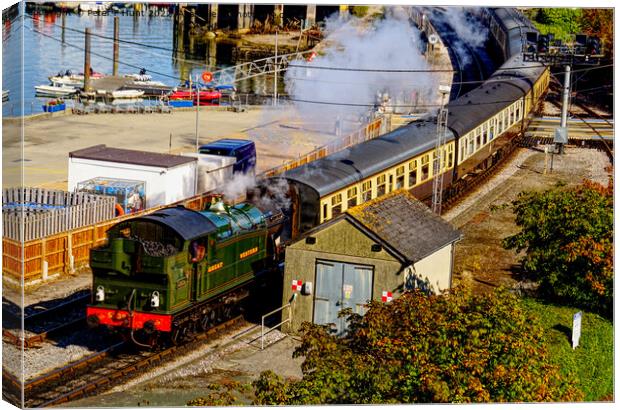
[347,187,358,208]
[408,160,418,187]
[395,166,405,189]
[377,175,387,196]
[362,181,372,202]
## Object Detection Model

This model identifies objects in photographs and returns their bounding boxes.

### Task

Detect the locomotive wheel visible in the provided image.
[170,328,181,345]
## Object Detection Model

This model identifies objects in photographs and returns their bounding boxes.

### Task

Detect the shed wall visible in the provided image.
[412,243,454,293]
[283,219,403,333]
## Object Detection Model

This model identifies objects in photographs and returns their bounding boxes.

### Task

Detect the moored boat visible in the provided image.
[111,89,145,99]
[169,90,222,101]
[35,85,78,97]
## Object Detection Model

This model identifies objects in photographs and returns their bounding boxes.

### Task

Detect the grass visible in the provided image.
[521,298,614,401]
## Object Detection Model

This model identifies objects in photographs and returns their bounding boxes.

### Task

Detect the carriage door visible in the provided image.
[313,261,373,335]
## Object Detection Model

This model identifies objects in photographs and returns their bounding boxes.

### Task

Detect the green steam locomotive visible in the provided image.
[86,201,283,346]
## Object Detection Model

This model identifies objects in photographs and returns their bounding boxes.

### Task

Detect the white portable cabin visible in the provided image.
[68,145,197,209]
[181,152,235,194]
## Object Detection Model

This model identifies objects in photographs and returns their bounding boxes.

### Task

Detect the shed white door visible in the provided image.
[313,260,373,335]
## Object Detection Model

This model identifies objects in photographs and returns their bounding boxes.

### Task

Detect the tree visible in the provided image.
[503,180,613,317]
[579,9,613,57]
[252,288,581,404]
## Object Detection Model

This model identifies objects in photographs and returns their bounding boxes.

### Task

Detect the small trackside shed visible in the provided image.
[282,190,462,334]
[68,145,197,209]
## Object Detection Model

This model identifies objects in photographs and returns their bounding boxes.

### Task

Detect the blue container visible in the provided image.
[42,103,66,113]
[169,100,193,108]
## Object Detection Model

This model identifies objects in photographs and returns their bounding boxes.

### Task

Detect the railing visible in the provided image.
[211,50,316,86]
[2,188,116,242]
[261,117,384,177]
[261,303,292,350]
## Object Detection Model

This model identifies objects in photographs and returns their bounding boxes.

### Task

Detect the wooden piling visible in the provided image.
[113,16,119,76]
[84,28,91,92]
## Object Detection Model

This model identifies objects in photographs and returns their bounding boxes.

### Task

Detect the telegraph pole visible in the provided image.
[555,65,571,155]
[83,28,91,92]
[431,85,451,215]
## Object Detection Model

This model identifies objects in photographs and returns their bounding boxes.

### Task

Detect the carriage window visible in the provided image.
[347,187,358,208]
[408,160,418,186]
[459,139,466,162]
[516,102,521,121]
[322,203,328,221]
[447,144,454,168]
[331,194,343,218]
[477,129,483,147]
[489,122,495,140]
[395,166,405,189]
[421,155,430,180]
[362,181,372,202]
[377,175,387,196]
[468,135,475,155]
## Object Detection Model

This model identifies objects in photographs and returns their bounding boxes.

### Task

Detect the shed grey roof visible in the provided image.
[70,145,196,169]
[346,191,462,263]
[282,121,454,197]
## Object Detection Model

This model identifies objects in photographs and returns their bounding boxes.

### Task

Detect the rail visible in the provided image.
[261,303,291,350]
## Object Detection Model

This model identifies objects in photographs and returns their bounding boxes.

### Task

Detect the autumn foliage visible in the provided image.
[252,289,581,404]
[503,180,613,317]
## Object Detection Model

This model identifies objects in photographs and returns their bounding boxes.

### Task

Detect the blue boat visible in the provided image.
[168,100,193,108]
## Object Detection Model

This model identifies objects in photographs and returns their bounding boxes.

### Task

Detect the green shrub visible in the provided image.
[503,180,613,317]
[253,288,581,404]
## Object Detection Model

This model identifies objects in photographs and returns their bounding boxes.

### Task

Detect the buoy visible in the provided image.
[201,71,213,83]
[115,204,125,216]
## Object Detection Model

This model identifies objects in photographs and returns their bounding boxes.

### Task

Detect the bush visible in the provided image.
[252,288,581,404]
[503,180,613,317]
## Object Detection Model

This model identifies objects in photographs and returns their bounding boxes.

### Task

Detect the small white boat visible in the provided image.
[49,75,83,88]
[111,89,145,99]
[35,85,78,97]
[79,2,111,13]
[124,74,153,82]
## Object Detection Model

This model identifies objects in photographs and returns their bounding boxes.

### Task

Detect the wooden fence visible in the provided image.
[2,192,218,286]
[262,117,385,177]
[3,188,116,242]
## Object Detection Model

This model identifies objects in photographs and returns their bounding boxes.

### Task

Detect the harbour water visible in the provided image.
[2,6,282,116]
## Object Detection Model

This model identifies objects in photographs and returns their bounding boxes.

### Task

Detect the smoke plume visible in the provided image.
[284,7,438,134]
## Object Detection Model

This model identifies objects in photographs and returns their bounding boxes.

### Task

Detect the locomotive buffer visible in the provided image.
[431,85,451,215]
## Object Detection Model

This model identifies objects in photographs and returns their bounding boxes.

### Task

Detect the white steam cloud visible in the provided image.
[284,8,438,134]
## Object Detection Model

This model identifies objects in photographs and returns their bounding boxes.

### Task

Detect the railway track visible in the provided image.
[3,292,90,348]
[426,7,489,99]
[3,315,246,408]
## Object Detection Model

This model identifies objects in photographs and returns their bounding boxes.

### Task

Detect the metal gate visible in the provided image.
[313,260,374,335]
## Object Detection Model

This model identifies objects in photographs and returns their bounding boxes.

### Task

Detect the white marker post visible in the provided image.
[572,311,582,349]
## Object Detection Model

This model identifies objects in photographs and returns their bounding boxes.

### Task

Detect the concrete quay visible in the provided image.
[2,106,337,189]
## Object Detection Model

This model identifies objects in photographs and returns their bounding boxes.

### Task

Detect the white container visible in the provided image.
[68,145,197,209]
[182,153,235,194]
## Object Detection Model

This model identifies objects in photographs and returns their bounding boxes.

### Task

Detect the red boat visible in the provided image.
[169,90,221,101]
